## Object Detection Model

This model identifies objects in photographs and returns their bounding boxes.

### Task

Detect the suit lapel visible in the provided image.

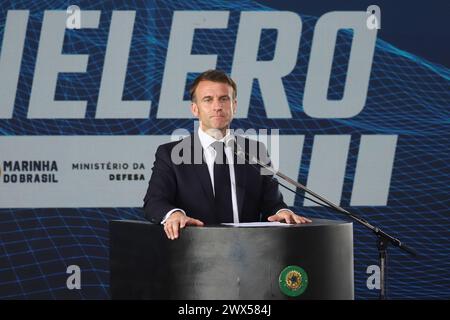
[191,134,215,207]
[233,137,247,221]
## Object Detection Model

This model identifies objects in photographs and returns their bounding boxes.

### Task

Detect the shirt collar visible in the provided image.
[198,126,235,150]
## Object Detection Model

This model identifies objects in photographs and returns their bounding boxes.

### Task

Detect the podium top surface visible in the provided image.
[111,218,351,229]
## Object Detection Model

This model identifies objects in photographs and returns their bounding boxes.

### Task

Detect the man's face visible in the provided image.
[191,80,236,135]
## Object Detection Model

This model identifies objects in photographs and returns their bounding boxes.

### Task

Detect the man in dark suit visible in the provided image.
[144,70,311,239]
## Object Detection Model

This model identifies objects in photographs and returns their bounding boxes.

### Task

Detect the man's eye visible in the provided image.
[220,97,230,102]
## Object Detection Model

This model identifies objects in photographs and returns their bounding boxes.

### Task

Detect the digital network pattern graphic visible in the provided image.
[0,0,449,299]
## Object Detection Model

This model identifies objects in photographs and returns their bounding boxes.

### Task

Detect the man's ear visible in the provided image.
[191,102,199,117]
[232,99,237,115]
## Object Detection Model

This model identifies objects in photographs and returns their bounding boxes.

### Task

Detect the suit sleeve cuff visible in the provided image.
[161,208,186,224]
[275,208,294,216]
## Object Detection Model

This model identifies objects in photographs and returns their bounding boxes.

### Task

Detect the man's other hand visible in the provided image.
[163,211,204,240]
[267,210,312,224]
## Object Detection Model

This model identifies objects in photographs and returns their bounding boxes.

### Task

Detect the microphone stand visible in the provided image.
[233,143,417,300]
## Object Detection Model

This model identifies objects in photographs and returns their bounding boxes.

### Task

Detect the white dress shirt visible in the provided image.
[197,126,240,223]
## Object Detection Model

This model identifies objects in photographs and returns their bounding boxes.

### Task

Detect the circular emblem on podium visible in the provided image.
[279,265,308,297]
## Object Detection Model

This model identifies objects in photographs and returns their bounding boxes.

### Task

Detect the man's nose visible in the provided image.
[212,99,223,110]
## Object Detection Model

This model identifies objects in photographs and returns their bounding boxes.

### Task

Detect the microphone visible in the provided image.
[231,139,333,209]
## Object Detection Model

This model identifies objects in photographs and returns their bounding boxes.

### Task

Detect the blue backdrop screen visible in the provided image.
[0,0,448,299]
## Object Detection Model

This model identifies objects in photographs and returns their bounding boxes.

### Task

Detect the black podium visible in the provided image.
[110,219,354,299]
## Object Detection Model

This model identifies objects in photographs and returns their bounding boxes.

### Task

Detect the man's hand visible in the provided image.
[163,211,204,240]
[267,210,312,224]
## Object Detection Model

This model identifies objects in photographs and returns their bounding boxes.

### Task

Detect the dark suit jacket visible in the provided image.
[143,132,287,224]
